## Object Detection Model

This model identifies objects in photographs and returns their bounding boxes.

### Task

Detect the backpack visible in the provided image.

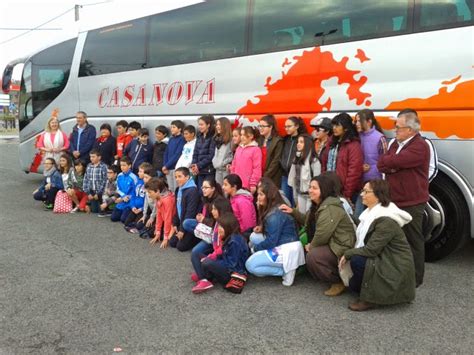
[387,137,438,182]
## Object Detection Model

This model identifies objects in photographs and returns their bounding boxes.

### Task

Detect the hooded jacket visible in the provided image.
[175,138,196,169]
[116,133,133,158]
[116,170,138,210]
[230,189,257,233]
[230,141,262,189]
[163,135,186,170]
[131,178,145,210]
[344,214,416,305]
[173,178,200,232]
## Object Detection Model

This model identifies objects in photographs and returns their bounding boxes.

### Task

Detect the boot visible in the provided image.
[349,300,376,312]
[324,282,346,296]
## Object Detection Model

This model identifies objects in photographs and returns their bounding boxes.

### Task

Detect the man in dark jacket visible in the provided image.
[169,167,201,252]
[377,109,430,287]
[123,128,153,174]
[70,111,97,163]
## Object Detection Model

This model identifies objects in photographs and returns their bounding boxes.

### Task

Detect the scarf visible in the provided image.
[43,130,64,163]
[326,145,338,171]
[43,166,57,178]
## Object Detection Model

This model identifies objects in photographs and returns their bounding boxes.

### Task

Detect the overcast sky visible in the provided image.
[0,0,200,80]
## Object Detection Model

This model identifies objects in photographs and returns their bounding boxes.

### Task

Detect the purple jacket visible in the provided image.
[360,128,386,182]
[230,189,257,233]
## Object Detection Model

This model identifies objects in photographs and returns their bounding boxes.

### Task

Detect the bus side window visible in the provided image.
[418,0,473,29]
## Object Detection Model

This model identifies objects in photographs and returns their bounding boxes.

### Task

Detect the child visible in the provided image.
[222,174,256,235]
[152,125,169,177]
[58,154,73,190]
[33,158,63,210]
[115,120,133,163]
[128,121,142,140]
[175,125,196,170]
[169,167,201,251]
[93,123,116,166]
[98,165,120,217]
[212,117,233,185]
[231,127,241,154]
[111,156,138,223]
[83,149,108,213]
[288,134,321,214]
[162,120,186,192]
[230,126,262,194]
[66,159,88,213]
[191,115,216,188]
[245,178,303,286]
[192,213,250,294]
[123,162,148,232]
[135,164,157,237]
[190,196,233,284]
[147,177,176,248]
[123,128,153,174]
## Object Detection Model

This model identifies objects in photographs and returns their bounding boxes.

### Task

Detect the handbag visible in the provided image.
[53,191,73,213]
[194,223,213,244]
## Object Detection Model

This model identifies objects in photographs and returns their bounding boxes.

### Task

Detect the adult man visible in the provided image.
[377,109,430,287]
[69,111,97,163]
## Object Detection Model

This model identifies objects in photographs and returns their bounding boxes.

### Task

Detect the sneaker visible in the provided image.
[324,282,346,297]
[282,269,296,287]
[97,211,111,217]
[192,279,213,294]
[43,203,53,210]
[128,228,139,234]
[70,207,79,214]
[190,272,199,283]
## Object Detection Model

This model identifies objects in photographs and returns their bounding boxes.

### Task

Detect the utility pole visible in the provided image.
[74,5,82,22]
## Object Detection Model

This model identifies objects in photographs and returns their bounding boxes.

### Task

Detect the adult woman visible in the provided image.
[246,178,303,286]
[191,114,216,188]
[280,116,307,206]
[321,112,363,201]
[258,114,283,188]
[339,179,415,311]
[36,110,70,164]
[281,174,355,296]
[212,117,233,185]
[353,109,387,217]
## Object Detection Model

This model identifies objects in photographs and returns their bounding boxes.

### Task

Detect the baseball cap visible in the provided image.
[310,117,332,131]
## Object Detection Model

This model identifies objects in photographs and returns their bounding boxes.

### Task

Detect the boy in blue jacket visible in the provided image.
[69,111,97,164]
[169,167,201,251]
[162,120,185,193]
[123,162,147,233]
[123,128,153,174]
[111,156,138,223]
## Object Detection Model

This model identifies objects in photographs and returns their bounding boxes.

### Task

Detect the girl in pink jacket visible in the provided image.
[222,174,257,234]
[230,126,262,194]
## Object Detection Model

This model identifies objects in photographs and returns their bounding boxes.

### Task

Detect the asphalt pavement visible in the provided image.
[0,139,472,354]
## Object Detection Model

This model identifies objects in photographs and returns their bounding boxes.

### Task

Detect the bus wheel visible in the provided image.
[424,173,470,262]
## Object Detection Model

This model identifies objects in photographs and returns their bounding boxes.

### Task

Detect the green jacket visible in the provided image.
[293,196,355,257]
[344,217,416,305]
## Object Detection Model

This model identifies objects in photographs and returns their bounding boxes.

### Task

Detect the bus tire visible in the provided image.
[424,173,470,262]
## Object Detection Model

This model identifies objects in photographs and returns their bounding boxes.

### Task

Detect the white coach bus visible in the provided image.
[2,0,473,260]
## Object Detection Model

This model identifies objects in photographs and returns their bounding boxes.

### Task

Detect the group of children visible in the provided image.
[32,112,421,305]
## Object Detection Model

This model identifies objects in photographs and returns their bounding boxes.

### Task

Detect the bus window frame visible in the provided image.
[413,0,474,33]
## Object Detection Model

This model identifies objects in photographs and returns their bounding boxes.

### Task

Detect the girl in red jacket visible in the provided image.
[146,177,176,249]
[230,126,262,194]
[321,113,364,202]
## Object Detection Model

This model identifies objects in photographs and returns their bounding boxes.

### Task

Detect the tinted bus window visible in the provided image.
[148,0,247,68]
[417,0,473,29]
[79,19,147,76]
[251,0,411,53]
[19,38,77,130]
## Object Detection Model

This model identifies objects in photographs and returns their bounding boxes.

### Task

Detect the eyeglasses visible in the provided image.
[284,125,295,129]
[202,186,212,190]
[361,189,374,195]
[259,124,270,128]
[394,125,410,131]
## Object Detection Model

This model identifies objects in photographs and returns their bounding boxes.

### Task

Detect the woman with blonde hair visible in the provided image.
[36,109,70,164]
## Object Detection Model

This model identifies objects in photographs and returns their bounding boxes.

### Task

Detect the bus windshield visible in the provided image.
[19,38,77,130]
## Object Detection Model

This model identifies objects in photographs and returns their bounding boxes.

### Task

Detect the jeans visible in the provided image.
[246,251,284,277]
[191,241,214,279]
[166,170,176,193]
[33,187,59,205]
[349,255,367,294]
[202,258,231,285]
[183,219,199,233]
[111,207,131,223]
[124,211,143,227]
[280,175,294,207]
